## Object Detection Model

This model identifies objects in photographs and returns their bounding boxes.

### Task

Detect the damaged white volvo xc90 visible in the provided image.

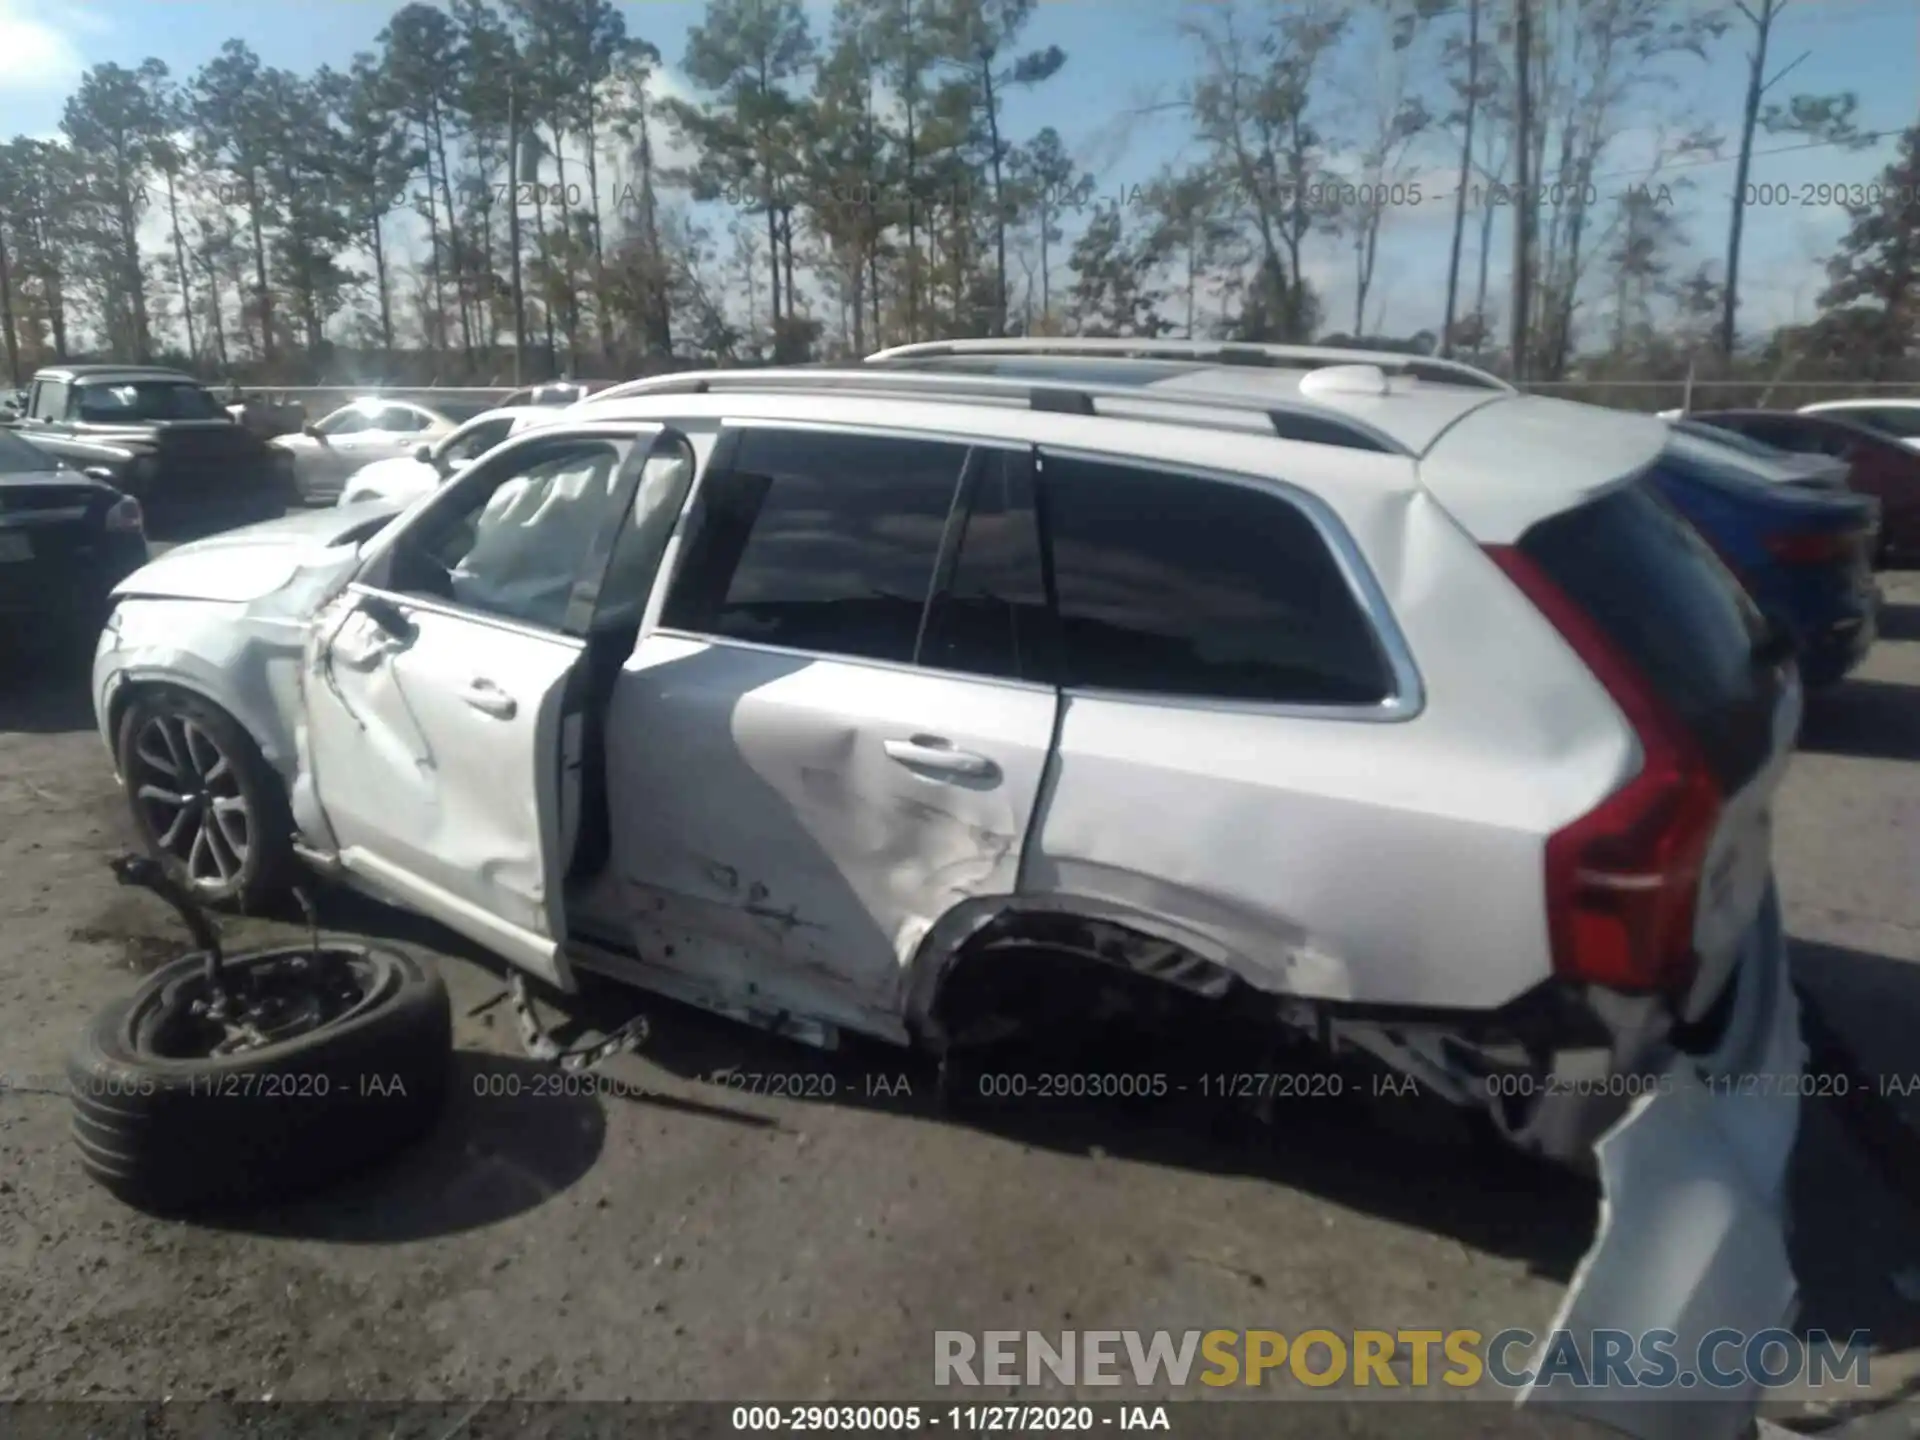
[94,343,1804,1435]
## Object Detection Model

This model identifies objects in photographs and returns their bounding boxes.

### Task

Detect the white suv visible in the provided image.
[93,348,1804,1419]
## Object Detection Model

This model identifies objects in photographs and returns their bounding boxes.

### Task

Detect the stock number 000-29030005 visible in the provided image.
[731,1406,1152,1432]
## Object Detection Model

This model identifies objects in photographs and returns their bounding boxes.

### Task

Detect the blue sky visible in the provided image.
[1,0,1915,343]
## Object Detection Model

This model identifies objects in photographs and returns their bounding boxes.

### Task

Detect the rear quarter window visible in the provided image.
[1038,453,1394,706]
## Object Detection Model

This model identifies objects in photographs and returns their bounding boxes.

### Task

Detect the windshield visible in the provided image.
[0,429,58,475]
[74,380,226,423]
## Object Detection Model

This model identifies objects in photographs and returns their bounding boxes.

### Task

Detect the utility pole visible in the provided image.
[1509,0,1534,384]
[1441,0,1481,359]
[507,74,528,388]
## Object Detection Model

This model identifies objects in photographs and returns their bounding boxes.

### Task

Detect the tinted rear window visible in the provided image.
[1517,481,1779,793]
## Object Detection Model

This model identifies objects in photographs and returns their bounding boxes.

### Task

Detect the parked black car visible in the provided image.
[2,365,294,536]
[0,427,148,642]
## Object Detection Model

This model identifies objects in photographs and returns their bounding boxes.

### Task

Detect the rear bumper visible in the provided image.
[1523,883,1804,1440]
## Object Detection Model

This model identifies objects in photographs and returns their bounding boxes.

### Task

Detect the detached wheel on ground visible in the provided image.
[116,687,293,912]
[68,941,452,1212]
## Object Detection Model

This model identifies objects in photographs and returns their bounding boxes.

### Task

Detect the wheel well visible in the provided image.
[109,681,281,787]
[924,909,1249,1050]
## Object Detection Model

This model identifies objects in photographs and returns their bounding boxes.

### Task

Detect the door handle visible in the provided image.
[461,679,517,719]
[883,735,997,779]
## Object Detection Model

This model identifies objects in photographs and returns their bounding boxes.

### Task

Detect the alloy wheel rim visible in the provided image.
[130,714,251,890]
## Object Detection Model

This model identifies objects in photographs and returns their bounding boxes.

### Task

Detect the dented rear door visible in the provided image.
[602,428,1060,1029]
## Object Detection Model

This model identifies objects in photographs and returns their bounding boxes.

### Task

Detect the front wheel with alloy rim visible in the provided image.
[117,688,293,912]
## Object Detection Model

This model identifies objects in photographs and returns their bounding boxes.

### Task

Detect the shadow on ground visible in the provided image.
[201,1051,607,1243]
[0,641,97,735]
[1801,679,1920,763]
[1788,938,1920,1359]
[1877,601,1920,644]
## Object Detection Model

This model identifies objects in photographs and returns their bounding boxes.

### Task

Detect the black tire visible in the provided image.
[68,942,451,1212]
[116,687,294,913]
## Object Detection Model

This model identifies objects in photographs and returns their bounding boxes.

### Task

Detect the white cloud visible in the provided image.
[62,6,113,38]
[0,0,84,93]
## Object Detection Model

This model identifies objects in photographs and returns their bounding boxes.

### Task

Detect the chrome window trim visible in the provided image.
[1035,445,1426,723]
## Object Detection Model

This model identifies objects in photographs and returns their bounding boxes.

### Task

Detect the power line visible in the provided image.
[1417,126,1901,206]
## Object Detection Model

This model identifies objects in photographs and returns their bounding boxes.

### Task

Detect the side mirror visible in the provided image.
[303,422,324,441]
[413,443,434,464]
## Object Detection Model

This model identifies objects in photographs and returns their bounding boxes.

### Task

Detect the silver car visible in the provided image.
[270,397,492,504]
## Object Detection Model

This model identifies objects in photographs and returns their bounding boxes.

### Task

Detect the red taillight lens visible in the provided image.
[1763,530,1852,565]
[1484,546,1721,996]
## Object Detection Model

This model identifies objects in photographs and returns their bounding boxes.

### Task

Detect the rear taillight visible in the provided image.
[1762,530,1852,565]
[1485,546,1721,997]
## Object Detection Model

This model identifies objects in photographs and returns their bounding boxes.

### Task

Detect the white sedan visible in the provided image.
[270,397,493,505]
[336,405,551,507]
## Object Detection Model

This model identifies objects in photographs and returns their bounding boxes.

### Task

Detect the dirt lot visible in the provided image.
[2,573,1919,1435]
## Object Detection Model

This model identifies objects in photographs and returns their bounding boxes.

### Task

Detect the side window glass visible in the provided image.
[919,448,1051,682]
[30,382,62,421]
[660,428,965,664]
[1039,454,1393,705]
[391,440,629,631]
[376,406,426,433]
[1756,421,1818,454]
[1792,424,1850,458]
[319,408,373,436]
[1863,408,1920,440]
[591,439,698,632]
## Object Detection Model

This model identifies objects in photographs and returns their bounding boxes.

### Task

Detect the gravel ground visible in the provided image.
[1,571,1918,1436]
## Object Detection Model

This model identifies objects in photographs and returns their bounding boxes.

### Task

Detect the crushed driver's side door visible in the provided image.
[300,422,687,987]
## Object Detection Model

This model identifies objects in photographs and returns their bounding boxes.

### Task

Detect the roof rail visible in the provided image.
[863,337,1517,393]
[583,366,1410,456]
